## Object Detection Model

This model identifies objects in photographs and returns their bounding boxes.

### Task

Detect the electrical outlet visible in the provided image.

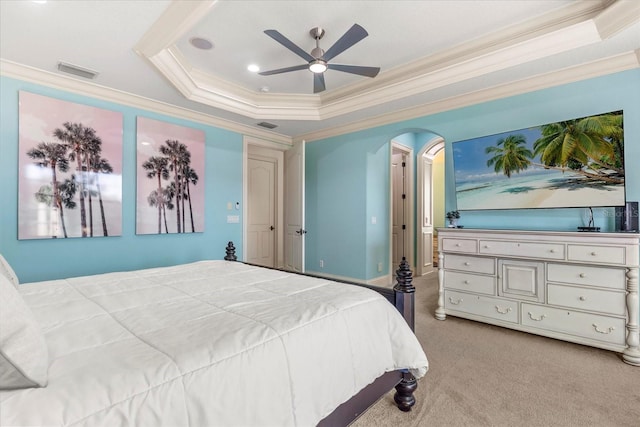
[377,262,383,272]
[319,260,324,268]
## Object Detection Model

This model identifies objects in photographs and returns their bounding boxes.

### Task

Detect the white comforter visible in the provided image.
[0,261,428,426]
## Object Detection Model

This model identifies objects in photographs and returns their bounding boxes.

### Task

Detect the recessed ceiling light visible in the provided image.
[247,64,260,73]
[189,37,213,50]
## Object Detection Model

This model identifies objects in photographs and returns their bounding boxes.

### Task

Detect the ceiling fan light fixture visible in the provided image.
[309,60,327,74]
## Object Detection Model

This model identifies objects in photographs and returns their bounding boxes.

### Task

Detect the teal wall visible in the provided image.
[0,77,244,283]
[305,69,640,281]
[305,134,369,278]
[3,69,637,284]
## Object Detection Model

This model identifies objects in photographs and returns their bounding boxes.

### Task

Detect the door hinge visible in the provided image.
[402,194,406,199]
[402,224,406,230]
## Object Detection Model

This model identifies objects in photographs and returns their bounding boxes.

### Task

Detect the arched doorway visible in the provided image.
[416,136,445,276]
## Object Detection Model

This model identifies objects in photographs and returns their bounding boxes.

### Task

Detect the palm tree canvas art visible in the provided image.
[452,110,625,211]
[136,117,205,235]
[18,92,123,239]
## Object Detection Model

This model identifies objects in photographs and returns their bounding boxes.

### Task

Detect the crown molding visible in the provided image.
[134,0,218,57]
[294,50,640,143]
[594,0,640,39]
[135,0,636,122]
[0,59,292,146]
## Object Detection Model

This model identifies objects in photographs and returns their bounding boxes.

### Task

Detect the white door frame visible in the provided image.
[416,136,445,276]
[390,141,414,278]
[243,136,287,268]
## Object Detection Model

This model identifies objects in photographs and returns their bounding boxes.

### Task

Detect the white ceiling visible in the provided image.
[1,0,639,142]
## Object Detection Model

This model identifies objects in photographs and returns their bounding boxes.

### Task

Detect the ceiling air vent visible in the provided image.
[257,121,277,129]
[57,62,99,79]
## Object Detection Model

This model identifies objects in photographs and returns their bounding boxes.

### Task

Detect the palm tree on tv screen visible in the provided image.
[485,134,533,178]
[533,112,624,179]
[485,112,623,185]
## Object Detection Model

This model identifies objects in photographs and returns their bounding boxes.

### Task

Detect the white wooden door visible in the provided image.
[421,157,435,274]
[247,157,275,267]
[284,141,305,272]
[392,152,408,274]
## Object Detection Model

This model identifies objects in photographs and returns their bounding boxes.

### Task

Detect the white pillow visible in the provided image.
[0,254,19,288]
[0,274,49,389]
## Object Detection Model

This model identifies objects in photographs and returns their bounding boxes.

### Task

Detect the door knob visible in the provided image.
[270,226,275,230]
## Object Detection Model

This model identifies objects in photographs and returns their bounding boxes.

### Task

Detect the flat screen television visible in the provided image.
[452,110,625,211]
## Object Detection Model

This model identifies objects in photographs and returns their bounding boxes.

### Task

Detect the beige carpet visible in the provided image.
[352,274,640,427]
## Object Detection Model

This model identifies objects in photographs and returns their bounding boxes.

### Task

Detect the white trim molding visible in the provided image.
[0,59,292,146]
[296,50,640,143]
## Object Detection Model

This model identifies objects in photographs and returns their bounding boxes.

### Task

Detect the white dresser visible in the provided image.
[436,228,640,366]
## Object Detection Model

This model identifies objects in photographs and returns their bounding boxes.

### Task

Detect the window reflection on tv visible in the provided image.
[452,110,625,211]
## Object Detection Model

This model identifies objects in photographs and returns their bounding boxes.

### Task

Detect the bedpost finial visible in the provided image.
[394,256,415,293]
[224,241,237,261]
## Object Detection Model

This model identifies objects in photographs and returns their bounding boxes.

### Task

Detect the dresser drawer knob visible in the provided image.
[464,262,470,266]
[579,296,586,301]
[590,252,597,256]
[579,273,586,278]
[463,280,470,284]
[455,243,461,247]
[527,312,546,321]
[448,297,463,305]
[550,249,555,253]
[592,324,614,334]
[495,306,512,315]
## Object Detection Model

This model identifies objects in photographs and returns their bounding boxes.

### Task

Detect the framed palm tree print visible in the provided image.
[136,117,205,234]
[452,110,625,211]
[18,91,123,239]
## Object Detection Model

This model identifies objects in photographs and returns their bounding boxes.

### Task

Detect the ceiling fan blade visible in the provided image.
[313,73,326,93]
[259,64,309,76]
[264,29,315,62]
[322,24,368,62]
[327,64,380,78]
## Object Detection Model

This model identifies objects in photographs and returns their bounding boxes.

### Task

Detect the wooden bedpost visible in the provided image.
[392,257,418,412]
[224,241,237,261]
[393,257,415,330]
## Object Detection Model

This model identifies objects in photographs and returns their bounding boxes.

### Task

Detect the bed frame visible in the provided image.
[223,242,419,426]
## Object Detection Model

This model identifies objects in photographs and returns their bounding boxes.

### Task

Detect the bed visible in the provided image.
[0,243,428,426]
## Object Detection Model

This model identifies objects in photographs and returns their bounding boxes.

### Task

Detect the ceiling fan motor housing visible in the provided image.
[310,27,325,40]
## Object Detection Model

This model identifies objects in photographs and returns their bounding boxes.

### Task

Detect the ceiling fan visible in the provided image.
[259,24,380,94]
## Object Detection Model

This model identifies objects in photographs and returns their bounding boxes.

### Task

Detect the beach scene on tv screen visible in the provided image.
[453,110,625,211]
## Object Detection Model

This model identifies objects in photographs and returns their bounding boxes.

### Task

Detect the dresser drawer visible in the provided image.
[547,263,626,291]
[479,240,564,260]
[444,271,495,295]
[547,284,625,316]
[445,290,518,323]
[567,244,626,265]
[442,238,477,253]
[443,254,495,274]
[521,303,625,346]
